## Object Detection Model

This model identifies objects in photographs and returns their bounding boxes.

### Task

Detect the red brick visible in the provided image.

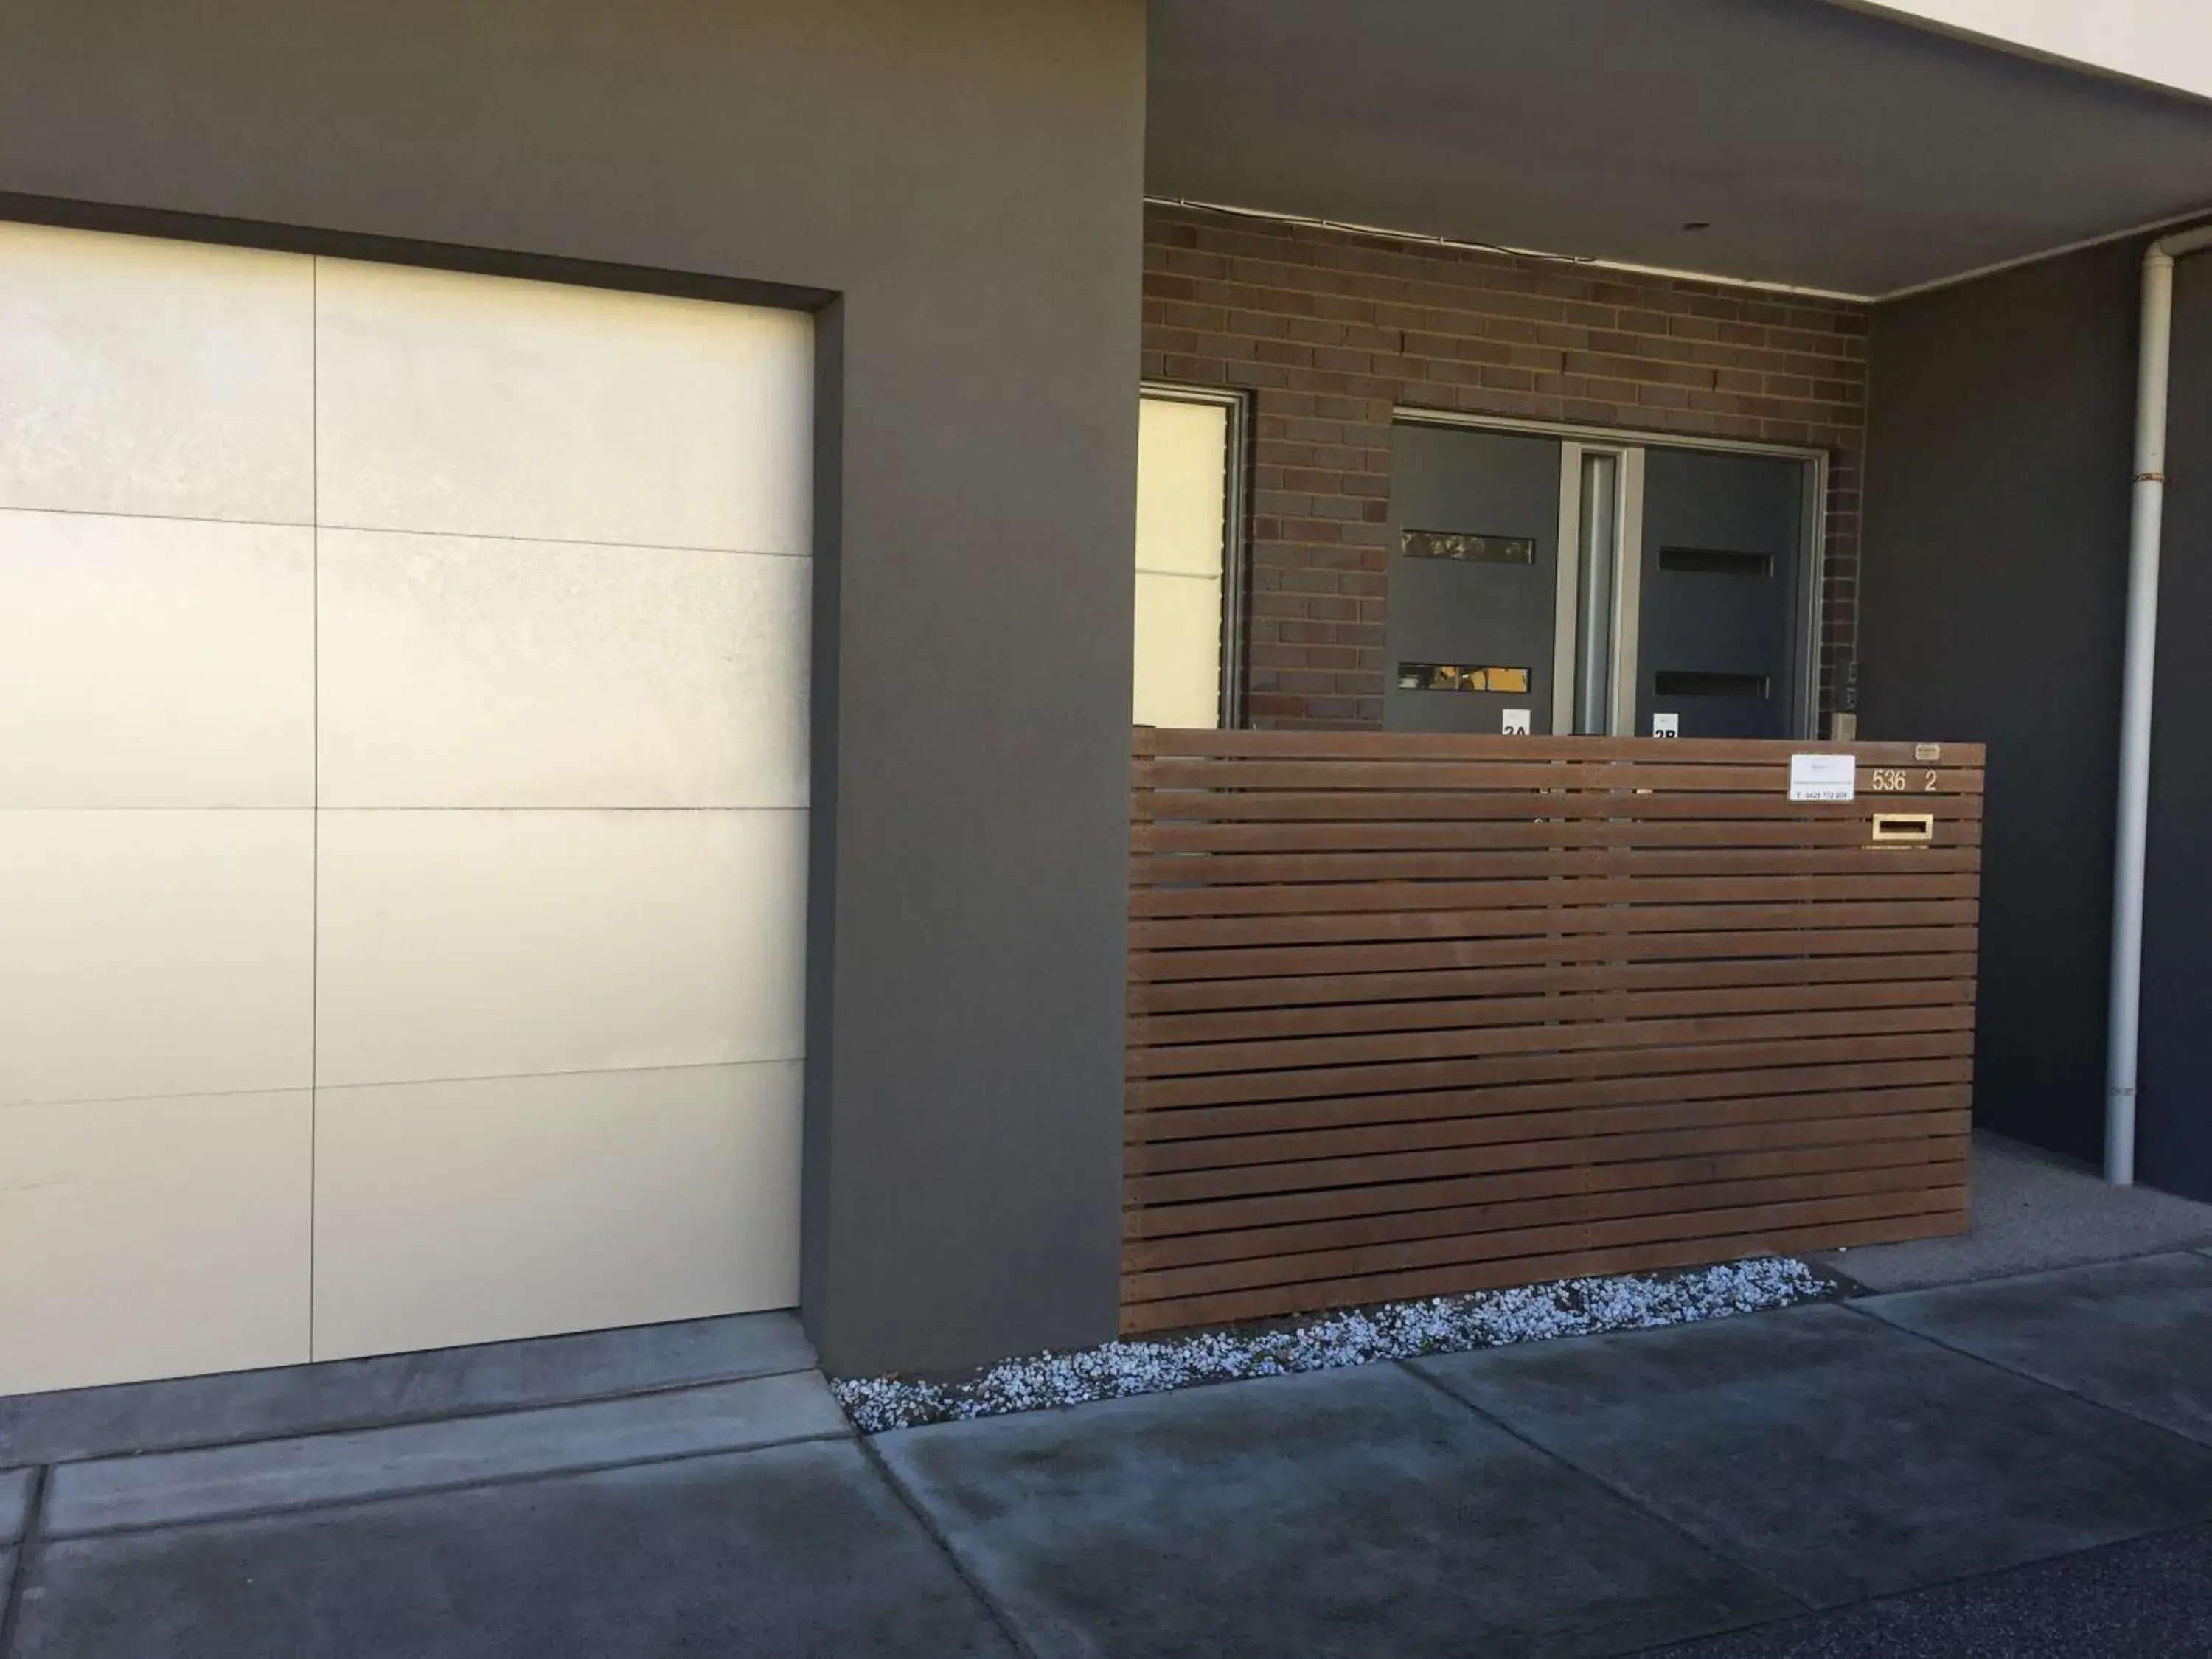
[1144,202,1865,728]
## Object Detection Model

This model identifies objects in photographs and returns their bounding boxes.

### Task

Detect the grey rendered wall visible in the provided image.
[0,0,1145,1374]
[1860,243,2140,1166]
[2140,257,2212,1201]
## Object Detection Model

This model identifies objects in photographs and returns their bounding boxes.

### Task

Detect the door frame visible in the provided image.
[1392,408,1829,739]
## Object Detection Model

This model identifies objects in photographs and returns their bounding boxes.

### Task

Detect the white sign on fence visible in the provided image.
[1788,753,1857,802]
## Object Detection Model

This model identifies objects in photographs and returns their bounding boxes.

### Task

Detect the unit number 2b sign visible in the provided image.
[1788,753,1857,802]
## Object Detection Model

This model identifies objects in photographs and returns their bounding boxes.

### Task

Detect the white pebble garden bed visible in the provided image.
[832,1255,1837,1433]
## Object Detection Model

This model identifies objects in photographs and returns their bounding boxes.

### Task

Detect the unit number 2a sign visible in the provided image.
[1868,768,1940,793]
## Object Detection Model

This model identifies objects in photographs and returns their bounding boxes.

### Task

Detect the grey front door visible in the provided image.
[1635,446,1808,739]
[1385,423,1562,734]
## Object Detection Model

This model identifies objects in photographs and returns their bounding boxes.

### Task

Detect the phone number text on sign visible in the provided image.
[1787,754,1856,802]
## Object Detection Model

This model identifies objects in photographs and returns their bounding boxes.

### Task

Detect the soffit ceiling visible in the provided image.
[1147,0,2212,296]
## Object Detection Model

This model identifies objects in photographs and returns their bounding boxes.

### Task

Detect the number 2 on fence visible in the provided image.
[1868,768,1939,793]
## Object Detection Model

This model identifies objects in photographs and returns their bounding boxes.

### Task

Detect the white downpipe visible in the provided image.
[2108,224,2212,1186]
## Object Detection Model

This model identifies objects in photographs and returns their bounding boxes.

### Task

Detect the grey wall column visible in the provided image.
[1864,234,2212,1201]
[2139,252,2212,1202]
[1860,242,2140,1166]
[0,0,1147,1373]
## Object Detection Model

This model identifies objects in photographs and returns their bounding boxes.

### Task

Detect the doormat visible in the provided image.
[832,1255,1839,1433]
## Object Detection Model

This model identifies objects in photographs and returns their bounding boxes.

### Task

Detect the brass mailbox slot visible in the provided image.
[1871,813,1935,846]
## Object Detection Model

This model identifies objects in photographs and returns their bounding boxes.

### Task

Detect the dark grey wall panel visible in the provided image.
[1860,242,2140,1166]
[0,0,1145,1373]
[2140,257,2212,1201]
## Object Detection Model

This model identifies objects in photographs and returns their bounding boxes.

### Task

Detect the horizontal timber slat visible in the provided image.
[1122,728,1981,1333]
[1134,1115,1972,1209]
[1138,926,1980,984]
[1126,1161,1971,1276]
[1135,790,1986,824]
[1131,871,1981,919]
[1133,1003,1975,1080]
[1130,1110,1975,1208]
[1133,1029,1976,1112]
[1124,1126,1972,1243]
[1134,975,1975,1046]
[1133,952,1980,1015]
[1132,899,1981,953]
[1131,847,1983,885]
[1138,818,1984,854]
[1130,1100,1974,1181]
[1119,1211,1961,1333]
[1123,1188,1967,1305]
[1132,1067,1977,1147]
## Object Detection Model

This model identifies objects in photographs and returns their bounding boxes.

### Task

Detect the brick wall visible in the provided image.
[1140,202,1870,730]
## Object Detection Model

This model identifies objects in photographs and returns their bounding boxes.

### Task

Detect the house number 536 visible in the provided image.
[1868,768,1938,793]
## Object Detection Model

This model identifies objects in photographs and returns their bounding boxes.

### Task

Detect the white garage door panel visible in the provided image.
[314,258,812,554]
[316,529,808,810]
[314,809,807,1089]
[0,1090,311,1397]
[311,1061,801,1360]
[0,220,810,1393]
[0,225,313,524]
[0,511,314,808]
[0,811,315,1109]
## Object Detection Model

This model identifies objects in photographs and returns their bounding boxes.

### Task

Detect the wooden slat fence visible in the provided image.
[1124,728,1982,1335]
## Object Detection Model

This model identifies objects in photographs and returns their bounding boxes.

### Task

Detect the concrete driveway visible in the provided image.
[3,1248,2211,1658]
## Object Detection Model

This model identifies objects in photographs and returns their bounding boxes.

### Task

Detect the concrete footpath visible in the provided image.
[8,1130,2212,1659]
[0,1240,2207,1658]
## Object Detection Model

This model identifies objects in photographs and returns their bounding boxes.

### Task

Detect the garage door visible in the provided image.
[0,222,812,1395]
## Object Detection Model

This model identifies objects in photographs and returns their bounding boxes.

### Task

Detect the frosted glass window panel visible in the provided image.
[1133,572,1225,728]
[1133,395,1231,726]
[1136,397,1228,577]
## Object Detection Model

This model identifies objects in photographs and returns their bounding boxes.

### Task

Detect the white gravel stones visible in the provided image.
[832,1255,1834,1433]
